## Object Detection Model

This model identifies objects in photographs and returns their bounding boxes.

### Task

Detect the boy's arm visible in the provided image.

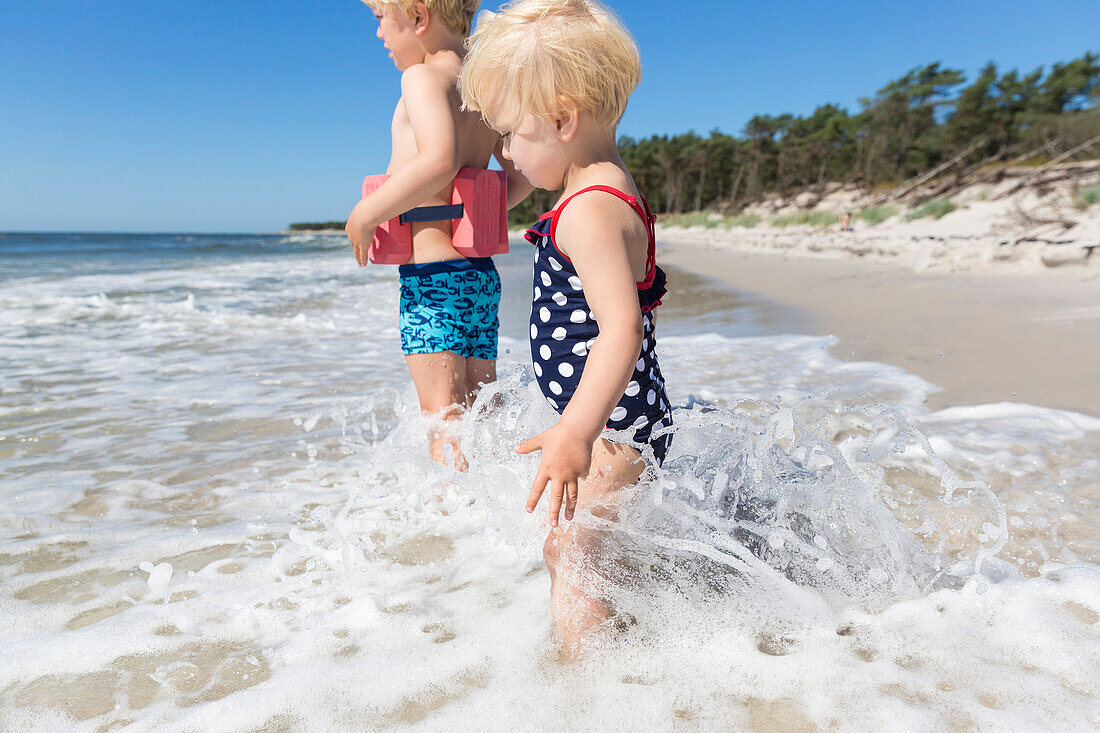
[346,65,462,257]
[493,138,534,210]
[514,196,644,526]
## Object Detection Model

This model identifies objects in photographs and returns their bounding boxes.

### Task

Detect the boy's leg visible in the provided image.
[405,351,469,470]
[464,262,500,407]
[543,438,646,656]
[464,357,496,406]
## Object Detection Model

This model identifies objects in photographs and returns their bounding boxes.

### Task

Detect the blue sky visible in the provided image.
[2,0,1097,232]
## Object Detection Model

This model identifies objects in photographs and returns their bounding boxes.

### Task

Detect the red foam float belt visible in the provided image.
[361,168,509,264]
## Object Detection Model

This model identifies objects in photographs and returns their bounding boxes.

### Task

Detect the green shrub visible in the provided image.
[770,210,837,228]
[855,205,898,226]
[659,212,713,228]
[729,213,762,228]
[660,211,765,229]
[905,198,957,221]
[1079,186,1100,207]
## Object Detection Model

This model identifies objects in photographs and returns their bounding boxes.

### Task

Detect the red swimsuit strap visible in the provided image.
[548,185,658,287]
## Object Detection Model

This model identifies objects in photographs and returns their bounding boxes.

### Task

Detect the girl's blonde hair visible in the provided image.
[363,0,482,37]
[459,0,641,130]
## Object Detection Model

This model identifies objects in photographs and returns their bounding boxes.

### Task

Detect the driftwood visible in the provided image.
[878,138,985,204]
[907,144,1034,204]
[1006,140,1058,167]
[999,134,1100,198]
[1008,203,1078,231]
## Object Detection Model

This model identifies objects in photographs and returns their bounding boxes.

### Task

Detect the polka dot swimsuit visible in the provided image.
[523,185,674,465]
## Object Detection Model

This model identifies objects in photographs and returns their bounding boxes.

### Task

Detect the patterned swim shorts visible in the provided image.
[398,257,500,359]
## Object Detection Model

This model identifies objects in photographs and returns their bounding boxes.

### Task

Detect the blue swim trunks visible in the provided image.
[398,257,500,359]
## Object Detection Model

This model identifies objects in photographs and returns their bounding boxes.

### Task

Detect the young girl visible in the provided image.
[460,0,673,653]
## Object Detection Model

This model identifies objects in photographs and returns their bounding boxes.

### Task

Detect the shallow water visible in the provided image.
[1,232,1098,731]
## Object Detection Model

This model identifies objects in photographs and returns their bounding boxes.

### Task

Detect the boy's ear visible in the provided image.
[554,97,580,143]
[410,1,430,35]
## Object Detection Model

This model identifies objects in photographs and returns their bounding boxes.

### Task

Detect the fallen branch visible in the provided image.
[1000,134,1100,197]
[878,138,985,204]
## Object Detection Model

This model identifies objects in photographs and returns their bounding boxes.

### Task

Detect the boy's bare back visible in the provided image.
[384,57,499,263]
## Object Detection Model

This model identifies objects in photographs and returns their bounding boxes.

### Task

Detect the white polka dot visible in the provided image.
[570,309,587,323]
[552,327,567,340]
[546,396,557,408]
[534,286,541,299]
[539,344,551,359]
[624,380,640,397]
[533,362,543,377]
[588,311,595,320]
[549,381,563,395]
[539,307,551,322]
[548,256,562,271]
[541,272,551,286]
[572,342,588,356]
[647,390,656,405]
[530,324,538,339]
[610,406,628,422]
[632,415,649,429]
[636,358,645,371]
[568,275,582,290]
[586,338,595,350]
[558,362,574,377]
[552,291,567,306]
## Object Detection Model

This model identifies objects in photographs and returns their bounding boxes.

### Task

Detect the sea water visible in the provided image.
[1,232,1097,731]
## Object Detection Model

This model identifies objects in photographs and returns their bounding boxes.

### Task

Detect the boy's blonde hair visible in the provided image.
[459,0,641,130]
[363,0,481,37]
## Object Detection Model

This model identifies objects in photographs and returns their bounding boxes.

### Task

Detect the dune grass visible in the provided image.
[729,213,762,228]
[905,198,957,221]
[770,210,837,228]
[659,212,716,228]
[855,205,898,225]
[1079,186,1100,208]
[660,212,762,229]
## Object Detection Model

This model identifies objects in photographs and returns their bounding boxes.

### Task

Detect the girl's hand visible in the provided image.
[514,424,593,527]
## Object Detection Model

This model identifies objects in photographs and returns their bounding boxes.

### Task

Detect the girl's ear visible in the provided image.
[554,97,580,143]
[411,2,430,34]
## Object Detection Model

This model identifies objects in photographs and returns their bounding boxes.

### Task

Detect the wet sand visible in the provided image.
[659,241,1100,416]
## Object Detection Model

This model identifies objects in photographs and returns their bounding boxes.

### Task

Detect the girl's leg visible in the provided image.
[405,351,469,470]
[543,438,646,656]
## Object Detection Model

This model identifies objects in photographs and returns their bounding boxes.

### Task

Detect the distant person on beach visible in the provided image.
[839,212,853,231]
[344,0,527,469]
[461,0,673,654]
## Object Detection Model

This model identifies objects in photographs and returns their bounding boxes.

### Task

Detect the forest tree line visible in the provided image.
[509,52,1100,224]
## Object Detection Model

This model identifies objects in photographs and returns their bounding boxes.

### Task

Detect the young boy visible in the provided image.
[345,0,530,468]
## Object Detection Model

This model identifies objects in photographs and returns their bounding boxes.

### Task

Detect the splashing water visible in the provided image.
[2,233,1098,730]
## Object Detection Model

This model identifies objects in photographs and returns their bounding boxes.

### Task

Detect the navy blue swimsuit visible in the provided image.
[524,185,674,465]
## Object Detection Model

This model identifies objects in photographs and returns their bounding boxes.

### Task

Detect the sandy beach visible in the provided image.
[659,238,1100,416]
[654,167,1100,417]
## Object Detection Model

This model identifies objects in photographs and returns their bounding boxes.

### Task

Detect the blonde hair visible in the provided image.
[459,0,642,130]
[363,0,481,37]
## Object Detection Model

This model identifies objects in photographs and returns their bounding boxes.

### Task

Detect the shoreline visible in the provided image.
[658,238,1100,417]
[655,224,1100,275]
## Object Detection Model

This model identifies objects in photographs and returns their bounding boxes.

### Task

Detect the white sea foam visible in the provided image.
[1,235,1098,730]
